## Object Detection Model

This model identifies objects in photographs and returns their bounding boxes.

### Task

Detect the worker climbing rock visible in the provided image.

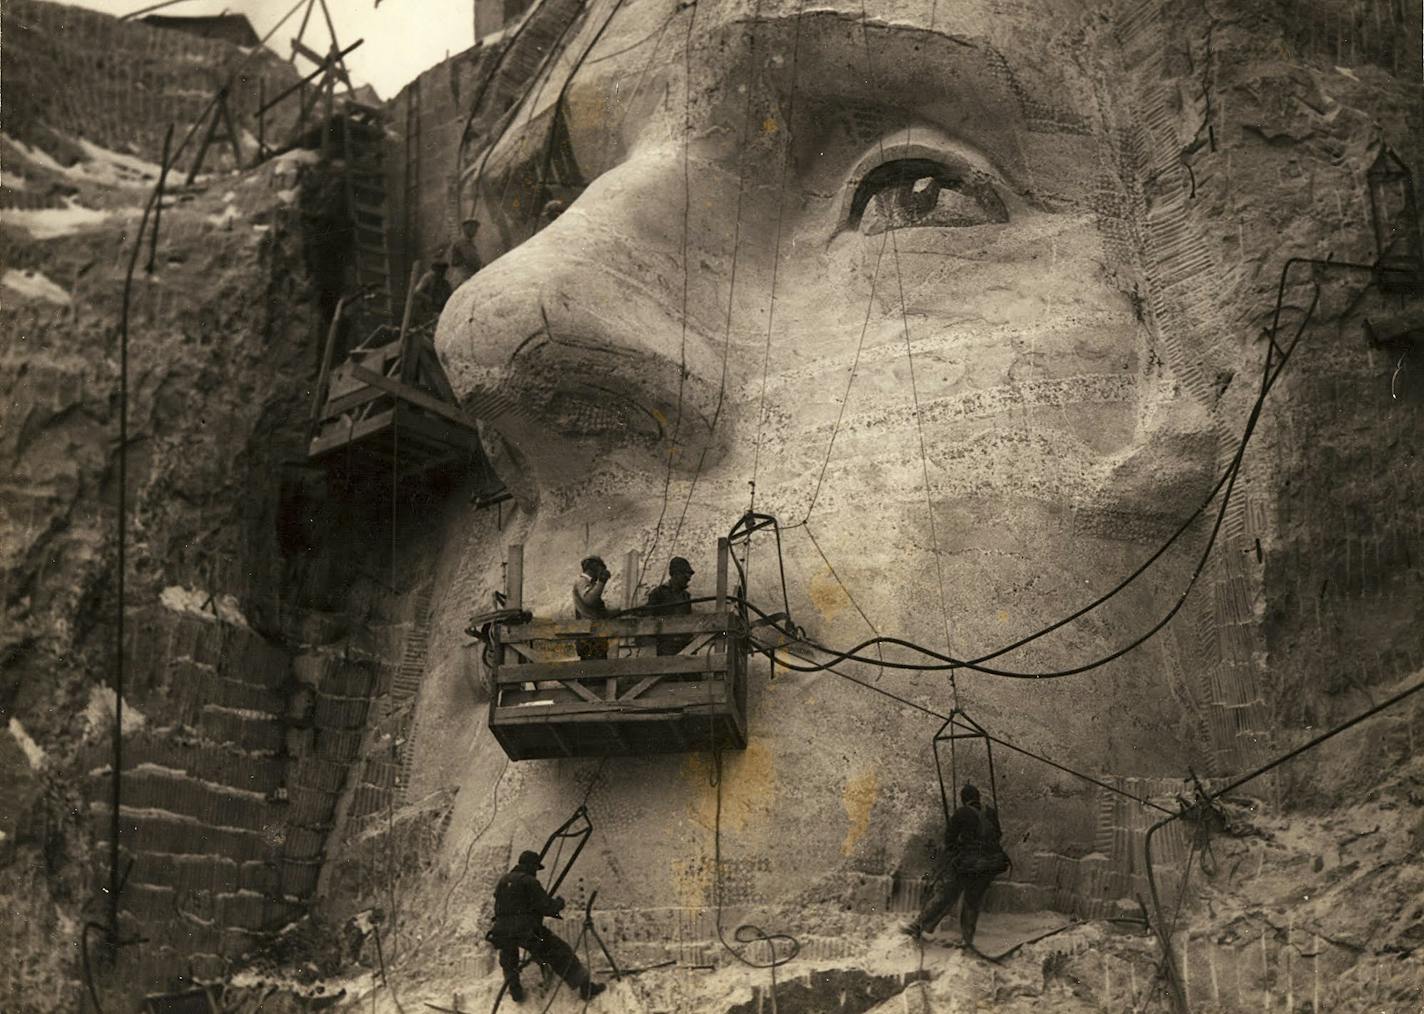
[490,850,606,1003]
[410,258,453,327]
[644,556,695,655]
[448,217,483,286]
[572,555,612,659]
[902,783,1009,949]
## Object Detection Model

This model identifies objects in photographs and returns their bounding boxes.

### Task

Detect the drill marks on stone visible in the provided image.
[841,767,877,856]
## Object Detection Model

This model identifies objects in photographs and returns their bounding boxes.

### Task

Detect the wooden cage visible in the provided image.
[487,539,749,760]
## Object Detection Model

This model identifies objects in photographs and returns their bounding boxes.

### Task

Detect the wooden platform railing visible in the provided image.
[486,540,749,759]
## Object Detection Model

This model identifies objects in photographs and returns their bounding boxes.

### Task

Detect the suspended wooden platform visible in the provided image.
[488,539,749,760]
[307,324,496,486]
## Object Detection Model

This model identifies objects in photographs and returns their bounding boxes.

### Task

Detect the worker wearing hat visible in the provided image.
[645,556,695,655]
[489,849,605,1003]
[410,254,452,327]
[448,216,483,286]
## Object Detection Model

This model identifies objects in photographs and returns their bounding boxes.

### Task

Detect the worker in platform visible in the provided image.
[645,556,695,655]
[490,849,606,1003]
[411,258,453,327]
[448,217,483,286]
[541,198,567,227]
[572,555,612,659]
[902,783,1009,948]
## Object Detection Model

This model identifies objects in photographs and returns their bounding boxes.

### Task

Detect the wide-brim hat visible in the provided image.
[517,849,545,870]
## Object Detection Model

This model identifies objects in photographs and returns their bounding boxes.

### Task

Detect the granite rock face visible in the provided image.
[430,0,1423,931]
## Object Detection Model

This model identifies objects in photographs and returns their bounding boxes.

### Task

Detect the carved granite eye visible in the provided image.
[849,158,1008,236]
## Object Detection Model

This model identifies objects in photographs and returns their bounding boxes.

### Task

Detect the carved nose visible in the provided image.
[435,149,731,494]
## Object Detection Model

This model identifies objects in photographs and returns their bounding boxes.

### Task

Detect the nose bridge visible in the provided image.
[436,147,742,477]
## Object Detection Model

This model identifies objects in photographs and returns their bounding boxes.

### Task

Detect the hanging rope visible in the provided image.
[748,1,805,509]
[636,0,702,588]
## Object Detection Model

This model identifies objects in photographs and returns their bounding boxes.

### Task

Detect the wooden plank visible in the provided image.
[493,653,724,685]
[716,537,729,611]
[677,633,719,656]
[621,676,663,700]
[562,681,603,704]
[308,408,394,457]
[508,641,578,664]
[508,544,523,610]
[502,612,733,642]
[392,404,483,451]
[492,698,729,725]
[350,366,475,431]
[321,384,388,419]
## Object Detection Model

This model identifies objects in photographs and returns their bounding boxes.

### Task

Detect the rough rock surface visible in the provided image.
[427,0,1423,955]
[2,0,1421,1009]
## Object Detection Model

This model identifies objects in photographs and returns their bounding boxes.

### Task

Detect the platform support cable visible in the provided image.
[634,0,700,588]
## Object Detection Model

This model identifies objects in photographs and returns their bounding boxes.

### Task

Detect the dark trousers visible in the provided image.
[498,926,590,993]
[574,637,608,660]
[912,872,992,945]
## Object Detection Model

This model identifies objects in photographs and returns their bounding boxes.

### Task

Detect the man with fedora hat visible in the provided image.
[645,556,695,655]
[490,848,605,1002]
[448,217,483,286]
[410,256,453,328]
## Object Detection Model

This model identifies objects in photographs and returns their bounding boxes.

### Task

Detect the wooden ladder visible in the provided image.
[342,109,393,324]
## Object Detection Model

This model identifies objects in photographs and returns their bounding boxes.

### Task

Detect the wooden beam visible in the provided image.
[395,263,420,384]
[716,537,729,612]
[349,366,475,431]
[501,612,731,642]
[320,384,388,419]
[493,654,722,684]
[621,676,664,700]
[492,689,725,722]
[307,408,394,457]
[508,544,523,610]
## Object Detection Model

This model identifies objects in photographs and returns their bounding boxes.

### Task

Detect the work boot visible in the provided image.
[506,980,525,1003]
[579,981,606,1001]
[960,908,979,949]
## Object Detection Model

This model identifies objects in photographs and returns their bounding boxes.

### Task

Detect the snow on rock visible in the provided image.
[1,170,29,190]
[7,719,47,770]
[2,268,71,305]
[2,200,111,239]
[72,136,163,185]
[83,686,146,739]
[1,133,67,172]
[159,584,250,627]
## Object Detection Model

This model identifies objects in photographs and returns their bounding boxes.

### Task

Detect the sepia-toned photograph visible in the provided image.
[1,0,1421,1009]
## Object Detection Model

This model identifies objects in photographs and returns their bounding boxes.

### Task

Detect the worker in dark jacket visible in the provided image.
[644,556,694,655]
[572,555,612,660]
[410,259,453,327]
[490,850,605,1003]
[902,783,1008,947]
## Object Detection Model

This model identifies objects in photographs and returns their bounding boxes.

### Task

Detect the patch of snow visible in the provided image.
[8,719,47,769]
[159,585,250,627]
[72,136,163,185]
[2,200,111,239]
[1335,65,1360,82]
[275,188,298,205]
[1,170,28,190]
[273,149,320,170]
[207,204,241,228]
[1,133,67,172]
[83,685,146,739]
[2,268,71,305]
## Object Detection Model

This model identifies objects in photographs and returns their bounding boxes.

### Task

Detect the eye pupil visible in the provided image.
[849,158,1007,236]
[906,177,941,216]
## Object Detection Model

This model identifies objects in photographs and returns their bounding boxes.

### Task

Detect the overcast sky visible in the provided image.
[67,0,474,98]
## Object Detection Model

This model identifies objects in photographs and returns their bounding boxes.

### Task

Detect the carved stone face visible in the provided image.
[431,0,1418,913]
